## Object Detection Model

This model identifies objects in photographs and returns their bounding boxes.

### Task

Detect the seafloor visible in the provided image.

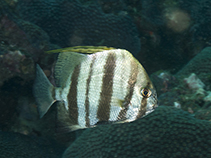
[1,0,211,157]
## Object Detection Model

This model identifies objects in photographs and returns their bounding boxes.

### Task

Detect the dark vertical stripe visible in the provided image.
[97,53,116,122]
[84,56,96,127]
[136,98,147,119]
[118,59,139,120]
[136,82,151,119]
[67,65,81,125]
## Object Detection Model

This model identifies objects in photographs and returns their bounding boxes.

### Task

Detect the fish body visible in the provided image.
[33,46,157,131]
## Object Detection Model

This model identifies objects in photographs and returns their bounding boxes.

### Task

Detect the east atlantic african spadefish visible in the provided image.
[33,46,158,132]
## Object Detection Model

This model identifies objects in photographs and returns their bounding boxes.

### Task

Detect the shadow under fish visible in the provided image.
[33,46,158,133]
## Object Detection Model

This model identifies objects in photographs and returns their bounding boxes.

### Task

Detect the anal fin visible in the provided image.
[56,102,85,133]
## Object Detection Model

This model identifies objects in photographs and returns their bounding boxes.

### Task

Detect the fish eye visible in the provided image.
[140,88,152,98]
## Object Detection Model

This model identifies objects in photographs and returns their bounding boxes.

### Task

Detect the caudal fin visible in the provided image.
[33,64,56,118]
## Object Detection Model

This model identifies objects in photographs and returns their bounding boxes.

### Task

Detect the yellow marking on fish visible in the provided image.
[46,46,115,54]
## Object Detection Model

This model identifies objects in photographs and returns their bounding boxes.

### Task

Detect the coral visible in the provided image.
[156,78,207,115]
[1,50,25,73]
[0,50,34,86]
[0,12,57,132]
[184,73,205,95]
[0,15,51,59]
[151,46,211,114]
[16,0,140,55]
[0,9,57,87]
[150,71,176,95]
[63,106,211,158]
[176,47,211,86]
[158,91,180,107]
[204,92,211,102]
[173,101,181,109]
[0,131,65,158]
[195,105,211,121]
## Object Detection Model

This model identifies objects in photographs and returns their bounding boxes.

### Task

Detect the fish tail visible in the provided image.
[33,64,56,118]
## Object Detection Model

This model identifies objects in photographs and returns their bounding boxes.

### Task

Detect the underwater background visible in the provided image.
[1,0,211,157]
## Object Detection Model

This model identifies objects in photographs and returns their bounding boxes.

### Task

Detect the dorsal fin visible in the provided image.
[54,51,87,87]
[46,46,115,54]
[47,46,116,87]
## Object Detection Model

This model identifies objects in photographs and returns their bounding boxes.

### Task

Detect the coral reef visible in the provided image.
[0,14,53,59]
[154,72,211,119]
[151,47,211,119]
[16,0,141,55]
[0,0,57,134]
[184,73,205,95]
[63,106,211,158]
[0,13,57,86]
[150,71,176,96]
[1,0,211,157]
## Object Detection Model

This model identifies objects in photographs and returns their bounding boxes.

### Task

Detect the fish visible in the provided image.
[33,46,157,132]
